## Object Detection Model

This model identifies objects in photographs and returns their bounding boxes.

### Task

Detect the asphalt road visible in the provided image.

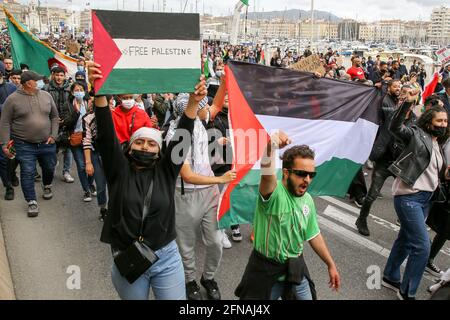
[1,164,449,300]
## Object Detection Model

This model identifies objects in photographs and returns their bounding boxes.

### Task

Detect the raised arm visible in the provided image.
[389,90,420,143]
[209,77,226,120]
[259,131,291,199]
[87,61,126,183]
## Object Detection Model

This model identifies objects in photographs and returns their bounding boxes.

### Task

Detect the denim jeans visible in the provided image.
[62,147,72,175]
[0,149,11,188]
[13,139,57,202]
[90,150,107,207]
[111,240,186,300]
[383,191,433,298]
[359,161,393,219]
[270,278,312,300]
[70,146,94,193]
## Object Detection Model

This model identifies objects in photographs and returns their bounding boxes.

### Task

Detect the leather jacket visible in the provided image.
[388,101,446,187]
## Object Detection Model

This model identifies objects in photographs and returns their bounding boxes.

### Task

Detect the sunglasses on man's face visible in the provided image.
[289,169,317,179]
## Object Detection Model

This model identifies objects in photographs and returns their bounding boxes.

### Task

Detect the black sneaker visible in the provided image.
[356,218,370,237]
[4,187,14,201]
[382,277,401,292]
[42,185,53,200]
[353,197,364,208]
[397,290,415,300]
[200,276,221,300]
[186,280,203,300]
[426,262,444,278]
[11,175,19,187]
[99,208,108,222]
[231,227,243,242]
[90,185,97,197]
[83,191,92,202]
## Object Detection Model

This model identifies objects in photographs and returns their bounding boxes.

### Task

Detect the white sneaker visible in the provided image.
[63,172,75,183]
[222,231,232,249]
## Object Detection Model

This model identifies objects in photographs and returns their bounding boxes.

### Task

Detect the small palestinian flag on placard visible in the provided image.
[218,61,384,228]
[92,10,201,94]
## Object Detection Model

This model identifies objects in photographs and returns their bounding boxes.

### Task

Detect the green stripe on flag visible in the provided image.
[98,69,201,94]
[241,0,249,5]
[218,158,362,229]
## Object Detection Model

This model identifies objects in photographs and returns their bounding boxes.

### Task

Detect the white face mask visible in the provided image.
[137,101,145,110]
[36,80,45,90]
[121,99,135,110]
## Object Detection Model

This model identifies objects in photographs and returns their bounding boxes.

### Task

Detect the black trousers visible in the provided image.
[348,168,367,201]
[359,161,393,219]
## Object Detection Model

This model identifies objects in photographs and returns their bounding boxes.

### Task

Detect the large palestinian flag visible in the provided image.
[218,61,383,228]
[4,8,77,77]
[92,10,201,95]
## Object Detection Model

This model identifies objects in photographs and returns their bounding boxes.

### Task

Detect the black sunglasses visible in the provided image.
[289,169,317,179]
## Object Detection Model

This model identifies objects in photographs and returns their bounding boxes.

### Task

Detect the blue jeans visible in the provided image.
[62,147,72,175]
[70,146,94,193]
[90,150,107,207]
[14,139,56,202]
[384,191,433,298]
[111,240,186,300]
[270,278,313,300]
[0,149,11,188]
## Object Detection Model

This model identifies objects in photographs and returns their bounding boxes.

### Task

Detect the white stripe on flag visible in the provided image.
[250,115,378,169]
[113,39,200,69]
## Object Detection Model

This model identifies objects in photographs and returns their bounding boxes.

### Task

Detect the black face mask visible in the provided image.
[429,126,447,138]
[130,150,159,168]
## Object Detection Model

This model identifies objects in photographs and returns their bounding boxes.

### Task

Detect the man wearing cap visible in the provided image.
[44,66,75,184]
[0,61,17,201]
[0,71,59,217]
[166,91,234,301]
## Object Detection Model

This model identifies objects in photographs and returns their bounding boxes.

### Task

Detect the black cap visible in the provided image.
[21,71,44,84]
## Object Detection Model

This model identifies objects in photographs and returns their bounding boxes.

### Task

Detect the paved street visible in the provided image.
[1,165,449,300]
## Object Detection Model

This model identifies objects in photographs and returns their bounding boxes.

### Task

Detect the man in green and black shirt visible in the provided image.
[236,132,341,300]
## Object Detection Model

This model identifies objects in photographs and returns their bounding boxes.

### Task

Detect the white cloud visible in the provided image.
[20,0,447,21]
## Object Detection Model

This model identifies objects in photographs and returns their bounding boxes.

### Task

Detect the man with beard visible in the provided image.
[347,57,366,81]
[356,81,414,236]
[235,132,340,300]
[390,60,402,80]
[372,62,392,90]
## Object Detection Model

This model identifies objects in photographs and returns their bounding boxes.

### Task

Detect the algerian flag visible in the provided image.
[4,8,77,77]
[218,61,383,228]
[92,10,201,94]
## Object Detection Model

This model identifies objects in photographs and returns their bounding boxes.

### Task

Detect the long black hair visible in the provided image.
[417,105,450,145]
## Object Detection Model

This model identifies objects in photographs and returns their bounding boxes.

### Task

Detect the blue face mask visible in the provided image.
[36,80,45,90]
[77,66,85,72]
[73,92,85,101]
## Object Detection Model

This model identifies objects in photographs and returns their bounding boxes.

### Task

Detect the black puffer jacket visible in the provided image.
[388,101,446,187]
[44,80,71,114]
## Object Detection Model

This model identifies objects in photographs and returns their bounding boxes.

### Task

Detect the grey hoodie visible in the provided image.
[0,88,59,144]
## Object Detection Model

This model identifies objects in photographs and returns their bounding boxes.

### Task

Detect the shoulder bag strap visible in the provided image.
[140,178,154,238]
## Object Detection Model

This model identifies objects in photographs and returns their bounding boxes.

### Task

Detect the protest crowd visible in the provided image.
[1,26,450,301]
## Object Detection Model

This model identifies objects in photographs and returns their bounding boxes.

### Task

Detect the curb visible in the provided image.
[0,206,16,300]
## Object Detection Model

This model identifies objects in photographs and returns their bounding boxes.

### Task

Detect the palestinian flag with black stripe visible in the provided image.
[92,10,201,94]
[218,61,383,228]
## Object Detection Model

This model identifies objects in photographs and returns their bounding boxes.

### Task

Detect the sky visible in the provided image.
[19,0,448,22]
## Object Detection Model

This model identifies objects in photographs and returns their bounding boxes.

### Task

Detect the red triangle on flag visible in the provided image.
[92,11,122,93]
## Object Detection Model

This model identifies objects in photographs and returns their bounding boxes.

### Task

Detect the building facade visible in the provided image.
[428,6,450,45]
